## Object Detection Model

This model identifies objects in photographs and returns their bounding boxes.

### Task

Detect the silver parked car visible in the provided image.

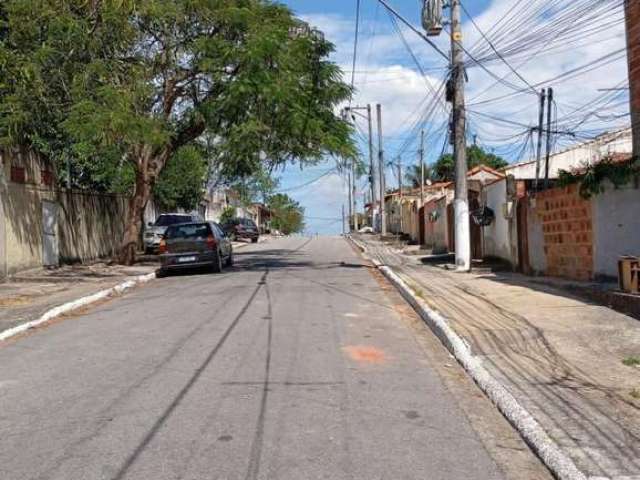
[144,213,201,254]
[158,222,233,276]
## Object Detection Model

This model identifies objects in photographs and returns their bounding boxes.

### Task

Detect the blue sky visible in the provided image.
[274,0,630,235]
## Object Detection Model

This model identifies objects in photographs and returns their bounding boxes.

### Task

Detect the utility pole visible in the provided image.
[352,161,359,231]
[420,129,425,205]
[367,104,377,226]
[342,204,346,235]
[450,0,470,271]
[397,159,403,235]
[347,168,353,232]
[343,105,376,228]
[377,103,387,236]
[544,87,554,189]
[534,88,547,192]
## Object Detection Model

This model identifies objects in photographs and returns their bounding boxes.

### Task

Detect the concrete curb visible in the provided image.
[347,235,588,480]
[0,272,156,343]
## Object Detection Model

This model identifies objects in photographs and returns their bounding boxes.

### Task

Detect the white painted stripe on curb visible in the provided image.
[0,272,156,343]
[346,235,589,480]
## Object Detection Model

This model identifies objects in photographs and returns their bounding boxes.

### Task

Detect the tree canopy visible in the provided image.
[405,146,508,187]
[0,0,356,262]
[268,193,304,235]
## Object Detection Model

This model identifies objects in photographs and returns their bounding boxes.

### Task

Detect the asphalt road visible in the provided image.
[0,236,539,480]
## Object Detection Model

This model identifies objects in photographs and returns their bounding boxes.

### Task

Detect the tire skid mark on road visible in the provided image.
[29,274,253,480]
[110,269,270,480]
[244,275,273,480]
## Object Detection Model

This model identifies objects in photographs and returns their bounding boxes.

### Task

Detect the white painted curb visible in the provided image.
[0,272,156,343]
[347,235,588,480]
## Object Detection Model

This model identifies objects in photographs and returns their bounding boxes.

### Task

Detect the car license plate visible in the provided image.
[178,256,196,263]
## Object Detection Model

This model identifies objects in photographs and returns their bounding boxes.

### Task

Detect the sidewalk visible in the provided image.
[0,237,266,337]
[355,235,640,480]
[0,262,158,334]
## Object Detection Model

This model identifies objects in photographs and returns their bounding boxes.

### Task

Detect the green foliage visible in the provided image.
[153,145,207,211]
[622,356,640,367]
[268,193,304,234]
[0,0,356,193]
[219,206,236,225]
[431,146,508,182]
[404,164,435,188]
[557,157,639,199]
[227,168,279,206]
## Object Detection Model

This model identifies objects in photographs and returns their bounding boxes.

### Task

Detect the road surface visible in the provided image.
[0,236,549,480]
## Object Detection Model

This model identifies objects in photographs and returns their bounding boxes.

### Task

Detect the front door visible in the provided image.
[42,200,59,267]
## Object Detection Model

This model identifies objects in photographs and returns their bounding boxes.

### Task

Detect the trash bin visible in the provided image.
[618,256,640,293]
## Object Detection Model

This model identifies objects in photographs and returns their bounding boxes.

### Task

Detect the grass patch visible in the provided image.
[630,388,640,400]
[622,356,640,367]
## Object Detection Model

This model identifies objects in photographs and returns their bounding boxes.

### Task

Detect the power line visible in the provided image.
[349,0,361,105]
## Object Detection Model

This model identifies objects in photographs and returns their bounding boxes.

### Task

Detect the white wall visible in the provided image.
[483,179,512,262]
[593,181,640,278]
[504,129,632,180]
[527,202,547,274]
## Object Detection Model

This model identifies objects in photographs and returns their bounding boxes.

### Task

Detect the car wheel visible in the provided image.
[251,237,258,243]
[157,268,168,278]
[211,250,222,273]
[226,250,234,267]
[145,247,154,255]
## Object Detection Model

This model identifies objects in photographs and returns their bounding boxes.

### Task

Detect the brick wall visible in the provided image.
[626,0,640,157]
[537,184,594,281]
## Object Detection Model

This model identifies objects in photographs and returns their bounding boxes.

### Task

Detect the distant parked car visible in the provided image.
[158,221,232,276]
[221,218,260,243]
[144,213,201,254]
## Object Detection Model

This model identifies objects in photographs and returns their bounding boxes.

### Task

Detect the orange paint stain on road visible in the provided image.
[343,345,387,364]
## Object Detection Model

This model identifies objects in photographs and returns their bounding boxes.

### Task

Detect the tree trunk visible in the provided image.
[117,146,169,265]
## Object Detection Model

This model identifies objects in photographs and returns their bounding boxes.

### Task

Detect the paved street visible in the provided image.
[0,237,550,480]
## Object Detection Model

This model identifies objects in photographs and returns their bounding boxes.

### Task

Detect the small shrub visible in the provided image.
[622,356,640,367]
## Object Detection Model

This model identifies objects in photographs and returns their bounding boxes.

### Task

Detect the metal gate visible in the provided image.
[42,200,59,267]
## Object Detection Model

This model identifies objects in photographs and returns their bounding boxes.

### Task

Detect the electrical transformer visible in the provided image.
[422,0,443,36]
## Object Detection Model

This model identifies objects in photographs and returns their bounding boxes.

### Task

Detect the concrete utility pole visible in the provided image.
[343,105,376,228]
[342,204,346,235]
[625,0,640,159]
[450,0,470,271]
[347,168,353,232]
[367,104,377,222]
[534,89,546,192]
[352,161,359,231]
[376,103,387,236]
[544,87,554,188]
[420,129,425,205]
[397,159,403,235]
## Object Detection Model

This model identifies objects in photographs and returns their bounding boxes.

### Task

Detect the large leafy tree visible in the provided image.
[0,0,355,263]
[268,193,304,235]
[402,146,506,187]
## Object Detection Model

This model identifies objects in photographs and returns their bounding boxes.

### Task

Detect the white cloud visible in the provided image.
[282,1,631,233]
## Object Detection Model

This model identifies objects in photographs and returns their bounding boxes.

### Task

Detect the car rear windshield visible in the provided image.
[164,223,210,239]
[155,215,192,226]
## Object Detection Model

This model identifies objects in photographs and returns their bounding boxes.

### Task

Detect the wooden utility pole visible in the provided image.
[451,0,470,271]
[377,103,387,236]
[398,159,403,235]
[534,89,546,192]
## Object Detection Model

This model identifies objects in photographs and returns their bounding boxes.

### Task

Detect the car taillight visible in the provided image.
[206,234,217,250]
[159,239,167,254]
